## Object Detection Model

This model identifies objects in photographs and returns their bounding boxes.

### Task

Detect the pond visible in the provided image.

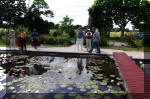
[0,54,127,99]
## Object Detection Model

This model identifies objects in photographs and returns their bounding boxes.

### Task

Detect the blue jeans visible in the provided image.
[89,41,100,53]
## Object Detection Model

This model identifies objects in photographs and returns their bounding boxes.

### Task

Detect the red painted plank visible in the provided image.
[113,52,150,99]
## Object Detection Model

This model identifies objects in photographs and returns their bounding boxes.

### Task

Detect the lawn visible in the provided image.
[110,32,137,38]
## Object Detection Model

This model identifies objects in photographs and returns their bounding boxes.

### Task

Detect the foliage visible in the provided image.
[89,0,149,37]
[39,35,71,45]
[100,36,108,47]
[14,26,30,35]
[0,0,54,35]
[132,39,143,48]
[53,30,63,37]
[59,15,76,38]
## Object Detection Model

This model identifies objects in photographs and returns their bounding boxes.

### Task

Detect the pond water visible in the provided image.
[0,54,127,99]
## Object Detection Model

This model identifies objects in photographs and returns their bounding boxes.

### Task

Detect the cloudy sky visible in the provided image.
[44,0,94,26]
[42,0,133,29]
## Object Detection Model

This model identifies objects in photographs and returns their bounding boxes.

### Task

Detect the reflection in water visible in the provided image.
[0,54,127,99]
[77,58,83,75]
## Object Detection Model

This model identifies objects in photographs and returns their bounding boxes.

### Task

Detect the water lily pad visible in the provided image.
[110,75,115,78]
[60,84,67,88]
[68,93,77,97]
[116,77,122,81]
[86,86,91,89]
[118,81,124,84]
[91,85,98,89]
[75,95,82,99]
[107,85,113,89]
[80,88,86,92]
[79,85,84,89]
[9,86,15,90]
[54,94,64,99]
[100,81,107,86]
[50,90,54,92]
[67,87,73,90]
[118,91,126,95]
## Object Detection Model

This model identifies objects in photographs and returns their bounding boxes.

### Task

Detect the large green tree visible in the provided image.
[88,0,149,37]
[0,0,54,34]
[0,0,26,27]
[88,0,113,37]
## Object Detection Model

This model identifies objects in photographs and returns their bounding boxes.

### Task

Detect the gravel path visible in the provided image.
[0,45,149,59]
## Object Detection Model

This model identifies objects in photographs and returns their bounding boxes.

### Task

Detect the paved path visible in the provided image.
[0,45,148,59]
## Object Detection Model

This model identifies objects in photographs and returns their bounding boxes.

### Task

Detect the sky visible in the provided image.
[42,0,133,29]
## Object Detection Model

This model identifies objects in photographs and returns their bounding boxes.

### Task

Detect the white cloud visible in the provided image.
[43,0,132,29]
[44,0,94,26]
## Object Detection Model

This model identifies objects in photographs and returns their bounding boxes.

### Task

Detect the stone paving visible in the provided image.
[0,45,148,59]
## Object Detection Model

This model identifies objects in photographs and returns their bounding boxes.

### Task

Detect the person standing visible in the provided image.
[17,30,22,50]
[32,28,39,49]
[20,30,27,50]
[89,28,101,53]
[76,27,84,51]
[86,29,92,51]
[9,29,16,50]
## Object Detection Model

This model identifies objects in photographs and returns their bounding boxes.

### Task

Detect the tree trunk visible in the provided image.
[120,26,125,37]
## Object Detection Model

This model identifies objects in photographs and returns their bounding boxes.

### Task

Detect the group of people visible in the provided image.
[8,29,39,50]
[76,27,101,53]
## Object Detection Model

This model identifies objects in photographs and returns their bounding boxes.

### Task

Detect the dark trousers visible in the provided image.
[90,41,100,53]
[21,38,26,50]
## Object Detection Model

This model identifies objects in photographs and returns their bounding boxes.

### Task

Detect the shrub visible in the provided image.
[53,29,63,37]
[39,35,71,46]
[132,39,143,48]
[100,36,108,47]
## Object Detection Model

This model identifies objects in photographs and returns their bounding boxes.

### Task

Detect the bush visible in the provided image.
[39,35,71,46]
[53,29,63,37]
[100,36,108,47]
[132,39,143,48]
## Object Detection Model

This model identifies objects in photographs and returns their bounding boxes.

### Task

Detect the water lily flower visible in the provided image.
[20,60,24,63]
[58,69,62,73]
[42,81,46,84]
[10,67,15,70]
[108,88,111,91]
[117,83,120,86]
[111,80,114,83]
[68,76,72,79]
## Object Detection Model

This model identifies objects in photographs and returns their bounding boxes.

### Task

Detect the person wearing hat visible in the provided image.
[9,29,16,50]
[86,29,92,51]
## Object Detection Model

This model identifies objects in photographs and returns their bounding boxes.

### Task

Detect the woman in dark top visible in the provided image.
[32,29,39,49]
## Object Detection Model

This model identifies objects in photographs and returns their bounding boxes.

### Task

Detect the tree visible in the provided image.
[88,0,149,37]
[88,0,113,37]
[0,0,26,27]
[59,15,76,38]
[0,0,54,34]
[129,0,150,32]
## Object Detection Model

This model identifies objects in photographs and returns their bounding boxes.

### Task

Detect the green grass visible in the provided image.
[110,32,137,38]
